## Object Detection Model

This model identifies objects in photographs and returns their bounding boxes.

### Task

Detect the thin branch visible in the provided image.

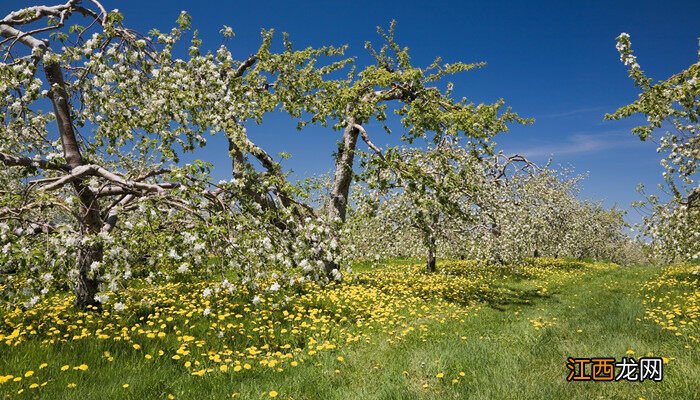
[353,123,384,159]
[42,164,174,194]
[233,54,257,78]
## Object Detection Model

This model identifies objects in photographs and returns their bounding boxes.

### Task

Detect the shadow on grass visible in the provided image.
[473,284,554,311]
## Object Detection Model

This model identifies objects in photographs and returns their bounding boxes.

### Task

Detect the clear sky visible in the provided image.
[12,0,700,225]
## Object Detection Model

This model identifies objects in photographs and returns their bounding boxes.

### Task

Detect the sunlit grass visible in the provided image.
[641,263,700,343]
[0,259,697,399]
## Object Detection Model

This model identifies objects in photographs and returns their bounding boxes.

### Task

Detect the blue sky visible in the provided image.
[15,0,700,225]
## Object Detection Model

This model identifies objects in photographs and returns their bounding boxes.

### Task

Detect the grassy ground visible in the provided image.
[0,260,698,399]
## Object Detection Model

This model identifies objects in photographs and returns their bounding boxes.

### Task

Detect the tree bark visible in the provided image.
[75,242,103,309]
[424,213,439,273]
[329,122,360,223]
[228,137,247,181]
[45,61,105,310]
[426,238,436,273]
[322,122,360,276]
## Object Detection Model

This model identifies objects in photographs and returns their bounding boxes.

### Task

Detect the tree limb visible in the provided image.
[352,123,384,159]
[0,152,70,172]
[42,164,174,194]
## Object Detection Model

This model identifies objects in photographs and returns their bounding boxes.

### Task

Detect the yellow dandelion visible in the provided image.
[269,390,278,398]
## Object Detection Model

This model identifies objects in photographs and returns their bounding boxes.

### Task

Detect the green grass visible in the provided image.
[350,257,424,272]
[1,261,698,399]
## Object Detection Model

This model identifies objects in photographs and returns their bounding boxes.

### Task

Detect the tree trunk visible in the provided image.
[426,240,436,273]
[488,219,505,264]
[75,242,103,309]
[45,61,105,310]
[424,221,437,273]
[324,122,360,277]
[329,122,360,223]
[424,213,439,273]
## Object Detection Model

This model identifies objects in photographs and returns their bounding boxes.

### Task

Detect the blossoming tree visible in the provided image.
[345,157,633,267]
[0,1,345,308]
[607,33,699,262]
[302,21,528,274]
[353,135,540,271]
